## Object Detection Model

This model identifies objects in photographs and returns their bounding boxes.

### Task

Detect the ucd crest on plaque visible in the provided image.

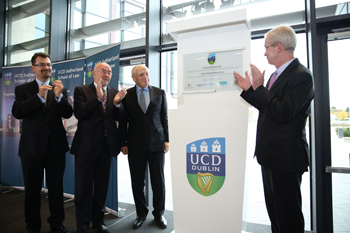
[186,137,225,196]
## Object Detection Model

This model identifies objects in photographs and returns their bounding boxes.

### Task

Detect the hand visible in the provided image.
[52,80,64,97]
[164,142,169,153]
[233,71,251,91]
[250,64,265,90]
[38,84,52,98]
[113,88,127,105]
[96,77,104,101]
[121,146,128,155]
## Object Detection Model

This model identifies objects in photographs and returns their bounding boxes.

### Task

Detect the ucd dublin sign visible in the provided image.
[186,137,226,196]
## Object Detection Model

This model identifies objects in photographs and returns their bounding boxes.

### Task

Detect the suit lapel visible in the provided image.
[147,86,154,113]
[270,58,300,90]
[30,80,47,112]
[106,86,114,114]
[129,86,144,114]
[88,82,104,114]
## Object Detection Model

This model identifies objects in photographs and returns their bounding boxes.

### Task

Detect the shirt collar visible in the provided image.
[36,78,50,86]
[276,58,296,79]
[94,82,107,92]
[136,85,149,92]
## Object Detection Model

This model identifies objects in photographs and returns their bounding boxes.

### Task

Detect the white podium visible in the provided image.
[168,9,251,233]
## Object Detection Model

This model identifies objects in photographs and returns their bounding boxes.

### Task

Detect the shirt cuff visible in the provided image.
[37,93,45,103]
[56,93,63,103]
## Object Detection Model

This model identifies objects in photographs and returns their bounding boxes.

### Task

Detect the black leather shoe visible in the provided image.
[51,225,69,233]
[92,224,111,233]
[154,216,167,229]
[133,216,147,229]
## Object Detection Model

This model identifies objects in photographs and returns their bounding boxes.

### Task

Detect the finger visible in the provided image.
[233,71,241,80]
[42,86,53,91]
[245,71,250,79]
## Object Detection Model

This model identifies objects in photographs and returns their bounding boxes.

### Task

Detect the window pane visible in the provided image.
[75,0,82,10]
[85,33,109,48]
[73,10,83,30]
[86,13,108,27]
[125,2,143,14]
[329,39,350,168]
[316,0,350,18]
[69,0,147,59]
[86,0,110,18]
[328,38,350,232]
[5,0,50,65]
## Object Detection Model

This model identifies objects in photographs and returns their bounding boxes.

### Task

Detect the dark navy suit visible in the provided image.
[241,59,315,233]
[120,85,169,218]
[12,80,73,232]
[71,82,122,233]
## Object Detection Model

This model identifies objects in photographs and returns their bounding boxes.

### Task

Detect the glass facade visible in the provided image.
[1,0,350,232]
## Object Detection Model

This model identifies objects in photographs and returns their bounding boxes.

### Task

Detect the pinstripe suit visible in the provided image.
[240,58,314,233]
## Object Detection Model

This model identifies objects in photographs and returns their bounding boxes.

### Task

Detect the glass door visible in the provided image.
[326,37,350,232]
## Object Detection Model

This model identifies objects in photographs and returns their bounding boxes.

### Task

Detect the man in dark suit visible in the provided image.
[12,52,73,233]
[71,62,126,233]
[234,25,315,233]
[120,65,169,229]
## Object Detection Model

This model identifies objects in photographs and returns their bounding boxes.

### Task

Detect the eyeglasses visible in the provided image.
[264,42,277,51]
[98,70,112,76]
[34,63,52,67]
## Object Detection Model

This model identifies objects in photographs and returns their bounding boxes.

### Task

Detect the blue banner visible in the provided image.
[85,44,121,210]
[1,66,34,186]
[51,58,85,194]
[85,44,120,88]
[1,46,121,211]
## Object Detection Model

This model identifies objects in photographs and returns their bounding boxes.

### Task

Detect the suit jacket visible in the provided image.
[120,85,169,155]
[70,82,121,160]
[12,80,73,158]
[241,58,315,172]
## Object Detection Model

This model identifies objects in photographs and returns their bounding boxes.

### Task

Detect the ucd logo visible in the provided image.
[87,61,94,78]
[208,53,215,65]
[4,72,12,86]
[186,137,225,196]
[50,69,56,83]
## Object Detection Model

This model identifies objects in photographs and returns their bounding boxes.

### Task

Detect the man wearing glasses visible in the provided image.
[71,62,127,233]
[234,25,315,233]
[12,52,73,233]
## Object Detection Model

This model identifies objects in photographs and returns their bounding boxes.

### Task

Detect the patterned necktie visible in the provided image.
[102,89,107,112]
[140,89,147,113]
[268,71,277,90]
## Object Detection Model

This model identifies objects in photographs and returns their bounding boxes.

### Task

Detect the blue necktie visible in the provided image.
[140,89,146,113]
